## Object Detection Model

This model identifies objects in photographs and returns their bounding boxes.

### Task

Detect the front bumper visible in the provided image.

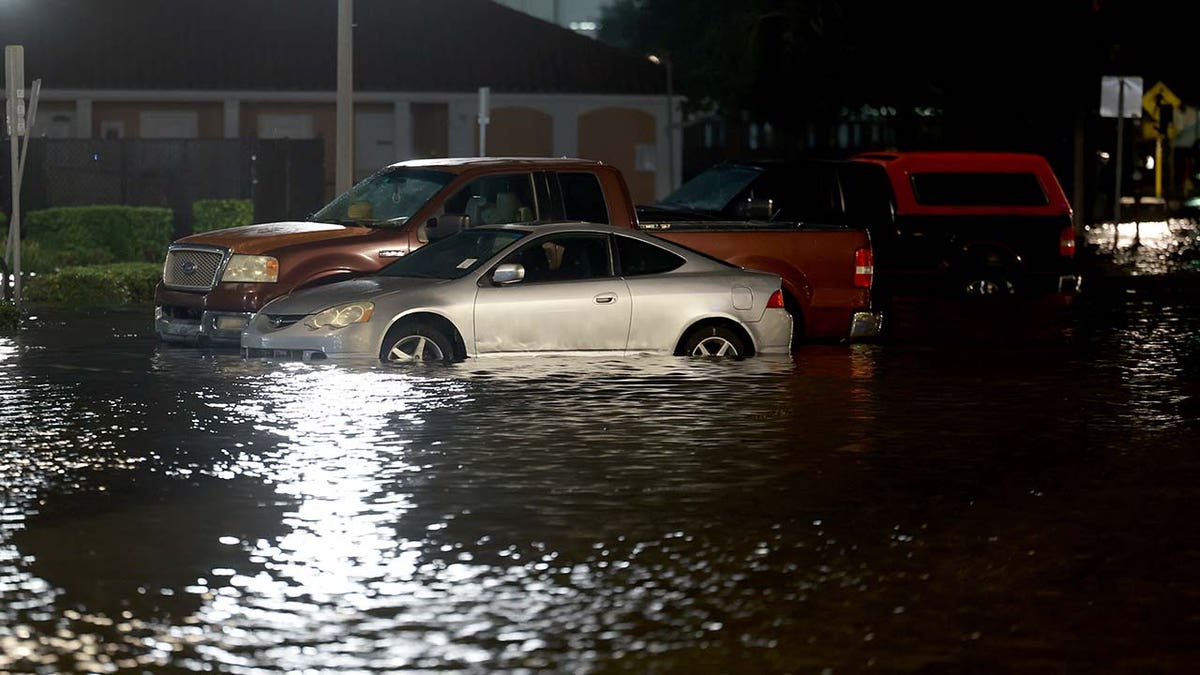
[241,313,378,360]
[155,306,253,346]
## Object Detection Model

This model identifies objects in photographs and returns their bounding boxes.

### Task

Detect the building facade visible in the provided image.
[3,0,679,205]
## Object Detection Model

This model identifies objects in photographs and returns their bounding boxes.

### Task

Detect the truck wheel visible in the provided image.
[963,275,1015,296]
[380,321,454,363]
[682,325,746,358]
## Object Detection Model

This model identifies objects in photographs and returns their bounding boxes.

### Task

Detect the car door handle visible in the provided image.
[594,293,617,304]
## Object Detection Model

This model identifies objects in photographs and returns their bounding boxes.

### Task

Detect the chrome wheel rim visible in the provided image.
[690,336,738,357]
[387,334,445,362]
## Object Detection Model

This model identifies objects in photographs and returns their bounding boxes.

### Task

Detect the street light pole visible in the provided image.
[649,54,674,192]
[665,56,674,191]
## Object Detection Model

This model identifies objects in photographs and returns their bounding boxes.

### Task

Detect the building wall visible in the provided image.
[37,93,672,203]
[91,101,223,139]
[578,107,656,205]
[474,107,553,156]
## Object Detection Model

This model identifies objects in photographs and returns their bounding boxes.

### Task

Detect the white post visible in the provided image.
[478,86,490,156]
[664,56,675,191]
[335,0,354,194]
[1114,77,1124,225]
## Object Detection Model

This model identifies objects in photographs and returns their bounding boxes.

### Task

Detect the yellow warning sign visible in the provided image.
[1142,81,1181,121]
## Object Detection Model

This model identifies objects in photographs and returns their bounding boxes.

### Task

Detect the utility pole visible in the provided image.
[335,0,354,194]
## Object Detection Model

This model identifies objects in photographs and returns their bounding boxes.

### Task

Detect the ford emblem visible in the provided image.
[181,261,197,276]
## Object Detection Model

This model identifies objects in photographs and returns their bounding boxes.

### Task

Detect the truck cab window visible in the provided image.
[442,173,537,226]
[558,172,610,224]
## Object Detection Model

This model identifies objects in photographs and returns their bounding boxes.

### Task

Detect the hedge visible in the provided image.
[25,206,173,269]
[0,300,16,332]
[24,262,162,305]
[193,199,254,233]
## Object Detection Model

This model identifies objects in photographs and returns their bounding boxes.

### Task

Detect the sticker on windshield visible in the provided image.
[457,258,477,269]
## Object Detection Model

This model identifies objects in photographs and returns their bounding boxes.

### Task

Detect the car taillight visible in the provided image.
[854,247,874,289]
[766,289,785,309]
[1059,224,1076,257]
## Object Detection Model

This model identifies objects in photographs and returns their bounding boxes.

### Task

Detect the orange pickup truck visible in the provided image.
[155,157,879,347]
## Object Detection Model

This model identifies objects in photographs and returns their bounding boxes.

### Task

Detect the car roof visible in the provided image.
[481,221,651,238]
[473,221,746,270]
[850,151,1053,172]
[384,156,608,174]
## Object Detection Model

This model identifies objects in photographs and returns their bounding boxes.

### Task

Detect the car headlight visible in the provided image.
[221,255,279,283]
[304,301,375,330]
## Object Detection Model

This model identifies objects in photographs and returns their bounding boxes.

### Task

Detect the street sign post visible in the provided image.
[1142,81,1181,199]
[1100,76,1144,222]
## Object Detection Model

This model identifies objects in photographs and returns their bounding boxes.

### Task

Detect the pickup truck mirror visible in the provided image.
[426,214,470,241]
[491,263,525,285]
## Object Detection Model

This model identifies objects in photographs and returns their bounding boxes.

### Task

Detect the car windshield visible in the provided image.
[311,167,454,225]
[378,228,529,280]
[657,164,763,211]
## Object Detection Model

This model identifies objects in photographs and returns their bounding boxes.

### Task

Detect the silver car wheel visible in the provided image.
[380,321,456,364]
[387,334,446,362]
[681,324,748,359]
[690,335,738,357]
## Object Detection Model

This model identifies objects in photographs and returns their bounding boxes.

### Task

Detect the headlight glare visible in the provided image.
[304,302,375,330]
[221,255,279,282]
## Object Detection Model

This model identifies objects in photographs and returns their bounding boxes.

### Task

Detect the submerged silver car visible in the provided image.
[241,222,791,362]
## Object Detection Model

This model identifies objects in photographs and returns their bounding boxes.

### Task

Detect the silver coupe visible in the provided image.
[241,222,792,362]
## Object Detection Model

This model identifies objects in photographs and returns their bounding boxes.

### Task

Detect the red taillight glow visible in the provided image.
[854,247,874,288]
[766,289,785,309]
[1060,225,1076,257]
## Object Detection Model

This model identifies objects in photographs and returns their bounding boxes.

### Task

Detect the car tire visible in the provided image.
[379,321,455,363]
[681,325,747,358]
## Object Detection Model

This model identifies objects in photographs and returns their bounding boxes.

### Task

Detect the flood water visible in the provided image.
[1,290,1198,673]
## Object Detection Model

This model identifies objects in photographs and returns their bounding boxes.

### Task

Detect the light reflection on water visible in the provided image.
[0,299,1198,672]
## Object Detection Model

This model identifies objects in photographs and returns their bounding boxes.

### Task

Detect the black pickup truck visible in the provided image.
[639,153,1081,306]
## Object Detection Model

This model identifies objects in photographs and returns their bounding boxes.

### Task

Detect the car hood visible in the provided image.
[173,221,377,255]
[258,276,448,315]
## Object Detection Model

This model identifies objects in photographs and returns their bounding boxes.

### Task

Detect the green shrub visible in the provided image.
[25,206,173,268]
[193,199,254,233]
[4,239,85,274]
[0,299,17,332]
[24,262,162,305]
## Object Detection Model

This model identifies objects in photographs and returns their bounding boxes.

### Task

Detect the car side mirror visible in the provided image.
[746,197,774,221]
[426,213,470,241]
[491,263,525,285]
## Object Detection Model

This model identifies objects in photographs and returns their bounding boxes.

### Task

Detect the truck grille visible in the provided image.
[163,246,228,291]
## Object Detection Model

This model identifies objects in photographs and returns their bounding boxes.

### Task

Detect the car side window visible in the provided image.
[558,172,610,224]
[441,173,538,226]
[501,233,612,283]
[615,235,685,276]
